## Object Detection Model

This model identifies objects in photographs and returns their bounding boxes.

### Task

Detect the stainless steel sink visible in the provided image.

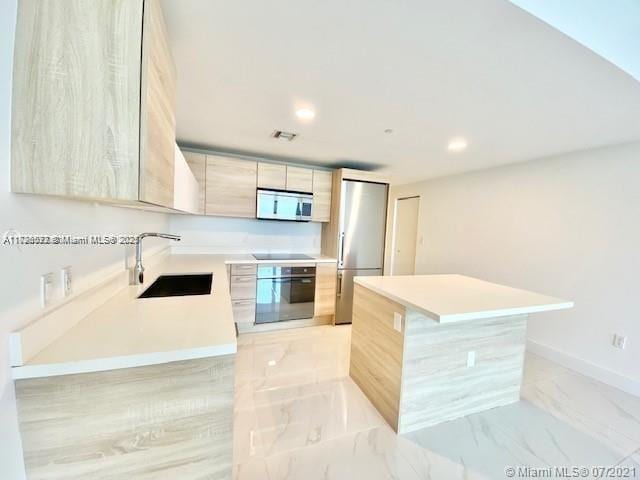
[138,274,213,298]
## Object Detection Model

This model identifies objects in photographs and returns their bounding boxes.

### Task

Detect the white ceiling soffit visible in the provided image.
[510,0,640,82]
[161,0,640,184]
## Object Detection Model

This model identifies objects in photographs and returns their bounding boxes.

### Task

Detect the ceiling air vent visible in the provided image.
[271,130,298,141]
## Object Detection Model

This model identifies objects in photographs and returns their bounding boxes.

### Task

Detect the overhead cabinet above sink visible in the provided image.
[11,0,177,209]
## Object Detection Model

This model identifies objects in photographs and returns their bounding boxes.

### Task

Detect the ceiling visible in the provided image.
[161,0,640,184]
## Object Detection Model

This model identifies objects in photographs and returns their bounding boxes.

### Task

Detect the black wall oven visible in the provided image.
[255,264,316,324]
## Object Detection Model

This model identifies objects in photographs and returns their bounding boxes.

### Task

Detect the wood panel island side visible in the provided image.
[349,274,573,434]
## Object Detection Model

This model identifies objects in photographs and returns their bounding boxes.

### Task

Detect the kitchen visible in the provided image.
[2,1,640,480]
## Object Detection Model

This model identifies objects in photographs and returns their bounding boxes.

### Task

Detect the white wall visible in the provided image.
[170,215,321,254]
[388,142,640,393]
[0,3,171,478]
[510,0,640,81]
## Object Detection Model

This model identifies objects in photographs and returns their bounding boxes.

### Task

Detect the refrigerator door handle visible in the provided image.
[339,232,345,267]
[337,271,343,297]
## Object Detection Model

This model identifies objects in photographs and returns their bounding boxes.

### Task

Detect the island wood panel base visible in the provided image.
[349,284,528,434]
[349,284,406,431]
[399,312,527,433]
[15,356,234,480]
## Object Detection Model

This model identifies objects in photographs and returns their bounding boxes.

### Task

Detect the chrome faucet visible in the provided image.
[130,232,181,285]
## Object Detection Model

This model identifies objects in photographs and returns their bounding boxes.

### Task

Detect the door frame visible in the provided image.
[389,195,420,275]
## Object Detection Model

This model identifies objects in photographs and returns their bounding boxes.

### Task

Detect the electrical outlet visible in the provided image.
[393,312,402,332]
[613,334,627,350]
[40,273,53,307]
[61,266,72,297]
[467,351,476,367]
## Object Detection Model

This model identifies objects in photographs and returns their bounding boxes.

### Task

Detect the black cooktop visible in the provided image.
[252,253,314,261]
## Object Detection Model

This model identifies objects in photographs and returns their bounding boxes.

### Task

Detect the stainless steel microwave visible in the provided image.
[256,189,313,222]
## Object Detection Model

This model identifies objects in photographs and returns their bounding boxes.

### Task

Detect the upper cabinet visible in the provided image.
[173,145,200,215]
[186,152,333,222]
[286,166,313,193]
[205,155,257,218]
[312,170,333,222]
[11,0,176,208]
[138,0,177,207]
[257,163,286,190]
[182,152,206,215]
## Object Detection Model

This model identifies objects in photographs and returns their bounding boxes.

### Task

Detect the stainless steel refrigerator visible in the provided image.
[335,180,389,324]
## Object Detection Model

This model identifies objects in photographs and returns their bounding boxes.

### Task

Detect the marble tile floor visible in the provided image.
[233,325,640,479]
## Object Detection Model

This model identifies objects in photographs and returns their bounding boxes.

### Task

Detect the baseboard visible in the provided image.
[526,340,640,397]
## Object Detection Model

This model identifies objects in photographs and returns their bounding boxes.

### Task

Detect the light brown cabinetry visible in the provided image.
[230,275,257,300]
[231,299,256,325]
[183,152,206,214]
[138,0,177,207]
[228,263,257,325]
[257,163,286,190]
[286,166,313,192]
[182,150,334,223]
[15,356,234,479]
[312,170,333,222]
[205,156,257,218]
[11,0,176,208]
[314,263,337,318]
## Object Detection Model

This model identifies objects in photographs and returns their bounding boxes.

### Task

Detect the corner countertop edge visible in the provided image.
[354,275,574,323]
[12,342,237,380]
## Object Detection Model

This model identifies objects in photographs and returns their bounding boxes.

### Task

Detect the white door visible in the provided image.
[392,196,420,275]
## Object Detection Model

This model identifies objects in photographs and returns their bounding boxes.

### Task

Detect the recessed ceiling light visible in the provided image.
[384,129,394,134]
[447,137,467,152]
[295,107,315,120]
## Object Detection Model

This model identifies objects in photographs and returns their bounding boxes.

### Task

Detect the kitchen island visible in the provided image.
[349,274,573,434]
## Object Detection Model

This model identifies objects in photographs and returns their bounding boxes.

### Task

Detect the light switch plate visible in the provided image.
[393,312,402,332]
[467,351,476,367]
[61,266,72,297]
[41,273,53,307]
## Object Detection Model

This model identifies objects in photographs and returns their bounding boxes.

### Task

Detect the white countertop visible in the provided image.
[12,253,337,380]
[354,274,573,323]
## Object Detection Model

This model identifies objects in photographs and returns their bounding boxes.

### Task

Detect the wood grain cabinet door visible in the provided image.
[183,152,206,215]
[286,166,313,192]
[11,0,143,200]
[205,155,257,218]
[314,263,337,317]
[139,0,177,208]
[312,170,333,222]
[257,163,286,190]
